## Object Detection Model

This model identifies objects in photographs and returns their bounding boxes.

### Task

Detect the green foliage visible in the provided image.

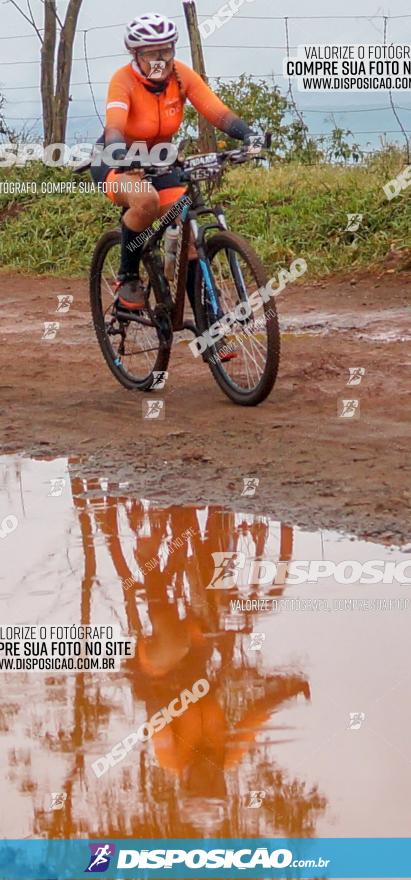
[316,115,363,164]
[218,157,411,275]
[0,164,118,274]
[0,146,410,278]
[283,120,322,165]
[179,74,361,164]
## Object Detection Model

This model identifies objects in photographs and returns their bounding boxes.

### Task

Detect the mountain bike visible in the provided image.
[89,139,280,406]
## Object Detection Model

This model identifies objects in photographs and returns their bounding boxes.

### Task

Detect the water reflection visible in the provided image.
[0,459,326,842]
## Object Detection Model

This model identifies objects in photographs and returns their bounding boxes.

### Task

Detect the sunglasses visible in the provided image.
[137,46,175,63]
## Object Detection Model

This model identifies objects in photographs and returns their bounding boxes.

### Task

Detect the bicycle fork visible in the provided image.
[191,209,248,324]
[190,214,222,322]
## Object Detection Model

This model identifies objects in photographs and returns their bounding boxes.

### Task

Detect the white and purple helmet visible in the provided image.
[124,13,179,50]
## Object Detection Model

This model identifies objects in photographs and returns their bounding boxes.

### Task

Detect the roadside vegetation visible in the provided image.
[0,146,410,277]
[0,74,410,277]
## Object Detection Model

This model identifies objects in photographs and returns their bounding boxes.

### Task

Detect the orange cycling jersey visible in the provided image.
[105,59,239,147]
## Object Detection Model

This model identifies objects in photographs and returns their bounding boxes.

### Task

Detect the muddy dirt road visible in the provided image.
[1,269,410,542]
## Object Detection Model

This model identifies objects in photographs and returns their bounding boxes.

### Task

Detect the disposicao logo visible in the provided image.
[85,844,116,872]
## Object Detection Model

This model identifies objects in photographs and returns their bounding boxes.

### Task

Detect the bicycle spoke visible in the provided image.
[102,276,115,300]
[106,256,118,282]
[233,330,261,387]
[206,246,270,393]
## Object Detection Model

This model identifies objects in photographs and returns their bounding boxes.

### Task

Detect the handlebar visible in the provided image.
[120,132,272,179]
[73,132,271,177]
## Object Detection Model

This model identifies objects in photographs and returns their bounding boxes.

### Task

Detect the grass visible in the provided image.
[0,148,410,277]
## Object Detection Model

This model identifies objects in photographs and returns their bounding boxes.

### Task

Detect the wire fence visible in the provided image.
[1,12,411,160]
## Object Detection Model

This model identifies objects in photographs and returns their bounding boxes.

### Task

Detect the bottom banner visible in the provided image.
[0,838,410,878]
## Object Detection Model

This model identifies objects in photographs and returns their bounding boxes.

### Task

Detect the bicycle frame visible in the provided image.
[140,180,232,332]
[118,144,257,339]
[91,138,279,404]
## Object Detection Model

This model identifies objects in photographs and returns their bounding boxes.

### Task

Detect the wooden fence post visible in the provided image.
[183,0,218,153]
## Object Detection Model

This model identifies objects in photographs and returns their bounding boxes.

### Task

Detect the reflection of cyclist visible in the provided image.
[129,597,310,802]
[90,13,257,311]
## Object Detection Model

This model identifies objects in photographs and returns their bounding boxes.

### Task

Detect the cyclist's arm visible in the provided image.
[224,678,309,768]
[176,61,254,141]
[104,71,131,153]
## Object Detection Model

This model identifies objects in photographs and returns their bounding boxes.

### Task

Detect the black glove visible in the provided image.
[112,147,128,162]
[112,147,128,173]
[102,142,128,172]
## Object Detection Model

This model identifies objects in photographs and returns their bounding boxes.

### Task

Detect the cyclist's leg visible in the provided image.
[104,170,161,231]
[90,162,158,307]
[103,171,162,307]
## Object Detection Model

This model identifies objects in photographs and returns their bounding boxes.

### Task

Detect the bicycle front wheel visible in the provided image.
[194,231,280,406]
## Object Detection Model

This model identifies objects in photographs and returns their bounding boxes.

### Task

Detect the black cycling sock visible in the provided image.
[119,222,145,279]
[186,259,198,312]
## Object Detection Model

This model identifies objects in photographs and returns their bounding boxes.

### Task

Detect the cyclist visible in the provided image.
[90,12,259,312]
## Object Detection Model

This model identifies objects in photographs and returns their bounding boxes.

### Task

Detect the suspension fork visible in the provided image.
[190,216,222,320]
[216,206,248,302]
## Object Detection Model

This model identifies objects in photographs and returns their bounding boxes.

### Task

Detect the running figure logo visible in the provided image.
[48,478,66,497]
[56,294,74,313]
[42,322,60,340]
[345,213,363,233]
[337,398,360,419]
[241,477,260,497]
[248,632,266,652]
[206,552,245,589]
[148,60,167,80]
[85,844,116,873]
[247,790,266,808]
[49,791,67,811]
[348,712,366,730]
[347,367,365,386]
[143,400,165,420]
[151,371,168,390]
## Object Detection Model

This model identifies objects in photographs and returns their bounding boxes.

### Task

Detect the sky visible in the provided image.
[1,0,411,149]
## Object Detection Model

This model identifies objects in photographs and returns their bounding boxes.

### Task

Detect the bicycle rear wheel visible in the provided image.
[194,231,280,406]
[90,229,171,391]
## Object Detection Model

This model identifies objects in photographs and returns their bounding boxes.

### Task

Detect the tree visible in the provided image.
[8,0,83,146]
[179,74,362,164]
[0,95,7,137]
[179,74,316,161]
[0,93,15,140]
[179,74,287,157]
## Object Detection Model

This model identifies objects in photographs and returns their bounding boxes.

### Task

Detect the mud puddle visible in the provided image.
[280,307,411,342]
[1,455,411,842]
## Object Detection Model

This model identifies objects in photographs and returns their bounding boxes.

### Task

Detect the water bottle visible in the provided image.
[164,224,179,281]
